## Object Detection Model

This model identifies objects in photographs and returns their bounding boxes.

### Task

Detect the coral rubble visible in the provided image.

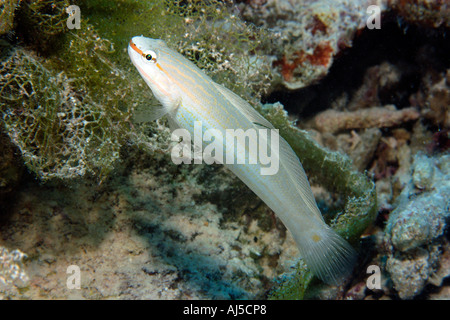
[0,246,29,298]
[384,153,450,299]
[313,106,420,134]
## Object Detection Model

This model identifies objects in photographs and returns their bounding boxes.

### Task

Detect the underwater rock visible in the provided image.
[240,0,450,90]
[388,0,450,28]
[412,153,435,190]
[384,153,450,298]
[389,186,448,252]
[386,246,440,299]
[428,240,450,289]
[239,0,381,89]
[386,153,449,252]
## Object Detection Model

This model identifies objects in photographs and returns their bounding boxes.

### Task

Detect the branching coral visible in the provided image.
[313,106,420,134]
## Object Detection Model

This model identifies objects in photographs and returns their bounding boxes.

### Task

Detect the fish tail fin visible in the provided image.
[296,225,357,285]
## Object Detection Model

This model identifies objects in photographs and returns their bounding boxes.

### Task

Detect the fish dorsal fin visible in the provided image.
[213,81,324,222]
[212,82,274,130]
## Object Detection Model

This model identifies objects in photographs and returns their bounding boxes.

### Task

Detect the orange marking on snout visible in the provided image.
[129,39,144,56]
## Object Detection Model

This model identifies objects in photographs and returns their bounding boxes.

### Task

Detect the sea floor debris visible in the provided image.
[384,153,450,299]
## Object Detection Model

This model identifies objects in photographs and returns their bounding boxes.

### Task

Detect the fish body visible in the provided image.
[128,36,356,284]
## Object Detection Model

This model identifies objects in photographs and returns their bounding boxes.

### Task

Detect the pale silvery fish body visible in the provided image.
[128,36,356,284]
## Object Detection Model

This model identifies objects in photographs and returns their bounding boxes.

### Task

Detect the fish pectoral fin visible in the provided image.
[167,116,180,131]
[212,82,274,130]
[132,105,171,123]
[133,95,181,123]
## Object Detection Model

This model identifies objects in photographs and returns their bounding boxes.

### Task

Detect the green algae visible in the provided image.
[13,0,71,54]
[0,1,151,180]
[269,259,315,300]
[0,47,128,179]
[80,0,274,103]
[0,0,20,36]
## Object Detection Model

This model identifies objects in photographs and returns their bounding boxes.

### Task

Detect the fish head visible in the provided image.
[128,36,181,110]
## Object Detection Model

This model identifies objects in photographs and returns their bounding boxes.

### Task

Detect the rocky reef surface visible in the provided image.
[0,0,449,299]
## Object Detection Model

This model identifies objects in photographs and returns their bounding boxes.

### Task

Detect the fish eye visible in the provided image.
[143,50,157,63]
